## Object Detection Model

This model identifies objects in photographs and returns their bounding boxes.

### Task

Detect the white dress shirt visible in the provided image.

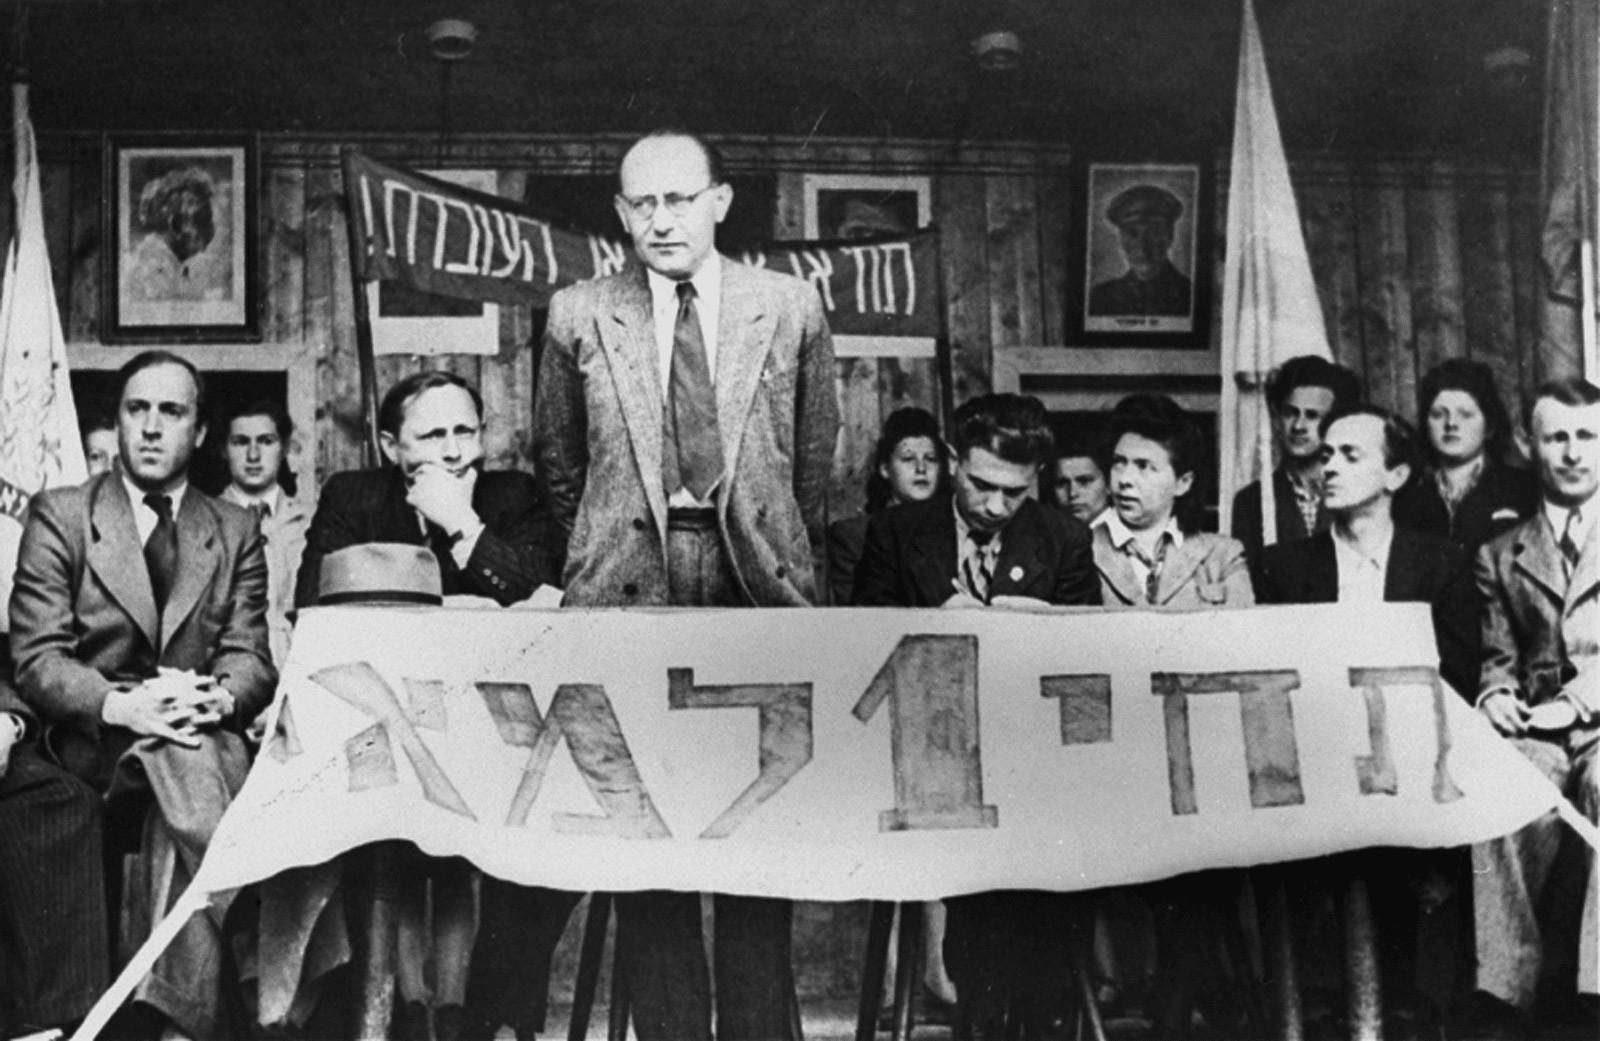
[221,483,280,516]
[1544,497,1597,565]
[123,473,188,545]
[1332,524,1392,604]
[953,501,1002,601]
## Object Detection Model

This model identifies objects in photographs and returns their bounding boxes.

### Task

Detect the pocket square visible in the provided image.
[1491,508,1519,521]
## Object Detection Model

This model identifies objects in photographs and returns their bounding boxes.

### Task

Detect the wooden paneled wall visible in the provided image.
[23,135,1543,530]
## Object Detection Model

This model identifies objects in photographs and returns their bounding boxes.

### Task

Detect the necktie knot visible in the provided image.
[144,493,173,523]
[676,280,696,304]
[1561,509,1583,574]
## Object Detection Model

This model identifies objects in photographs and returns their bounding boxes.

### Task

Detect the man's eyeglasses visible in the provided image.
[617,184,718,222]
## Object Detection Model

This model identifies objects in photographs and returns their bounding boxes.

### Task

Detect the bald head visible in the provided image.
[614,131,733,280]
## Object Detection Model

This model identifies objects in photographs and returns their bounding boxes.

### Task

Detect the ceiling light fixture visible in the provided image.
[972,30,1023,72]
[426,19,478,62]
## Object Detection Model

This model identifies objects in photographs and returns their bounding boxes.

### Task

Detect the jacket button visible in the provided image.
[757,506,768,520]
[775,565,787,579]
[632,518,648,531]
[623,583,639,596]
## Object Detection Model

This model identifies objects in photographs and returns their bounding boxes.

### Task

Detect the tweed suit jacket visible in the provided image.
[1093,527,1255,609]
[1475,507,1599,713]
[293,467,547,609]
[536,259,839,607]
[1254,526,1479,698]
[851,493,1101,608]
[8,472,276,750]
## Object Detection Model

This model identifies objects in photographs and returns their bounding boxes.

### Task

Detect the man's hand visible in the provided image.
[941,591,986,609]
[102,686,202,748]
[1478,690,1531,737]
[0,712,20,780]
[407,464,480,535]
[165,681,236,736]
[990,595,1052,612]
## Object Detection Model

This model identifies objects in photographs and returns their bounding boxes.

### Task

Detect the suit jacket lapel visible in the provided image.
[1153,537,1210,605]
[380,468,427,544]
[87,476,159,649]
[989,505,1047,598]
[162,492,220,646]
[1383,528,1426,602]
[1306,534,1340,603]
[598,269,669,533]
[1565,518,1599,612]
[1090,526,1144,605]
[1512,516,1568,605]
[907,503,959,606]
[715,260,775,511]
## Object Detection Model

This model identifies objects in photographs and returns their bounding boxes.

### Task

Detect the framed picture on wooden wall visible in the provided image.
[802,173,931,240]
[1069,161,1211,348]
[102,134,260,342]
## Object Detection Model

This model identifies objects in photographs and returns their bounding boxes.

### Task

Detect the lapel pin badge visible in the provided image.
[1008,565,1023,582]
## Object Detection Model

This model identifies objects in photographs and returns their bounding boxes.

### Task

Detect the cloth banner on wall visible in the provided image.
[0,112,87,629]
[342,152,942,354]
[188,602,1555,901]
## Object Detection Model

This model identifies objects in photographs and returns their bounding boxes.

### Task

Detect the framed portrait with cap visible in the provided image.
[102,133,261,343]
[1070,161,1211,347]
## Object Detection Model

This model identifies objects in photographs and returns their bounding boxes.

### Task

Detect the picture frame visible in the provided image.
[367,169,501,357]
[102,134,260,342]
[1068,160,1211,349]
[802,173,931,241]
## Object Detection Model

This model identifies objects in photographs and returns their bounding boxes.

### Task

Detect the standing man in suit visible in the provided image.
[1231,355,1363,560]
[9,350,277,1040]
[1468,377,1599,1033]
[853,393,1099,1038]
[533,128,838,1041]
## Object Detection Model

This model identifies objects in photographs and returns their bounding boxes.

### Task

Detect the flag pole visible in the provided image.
[340,146,383,469]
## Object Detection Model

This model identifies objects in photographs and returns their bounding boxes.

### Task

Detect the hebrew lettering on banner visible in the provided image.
[194,604,1560,904]
[342,151,941,340]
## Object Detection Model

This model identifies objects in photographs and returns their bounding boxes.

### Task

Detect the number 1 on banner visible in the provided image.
[853,634,998,832]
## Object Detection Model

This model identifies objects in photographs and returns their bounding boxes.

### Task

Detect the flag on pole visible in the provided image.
[1537,0,1599,382]
[1217,0,1331,542]
[0,106,86,626]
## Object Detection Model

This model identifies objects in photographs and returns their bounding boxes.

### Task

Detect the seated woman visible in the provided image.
[1092,394,1253,608]
[826,407,948,605]
[1392,357,1536,555]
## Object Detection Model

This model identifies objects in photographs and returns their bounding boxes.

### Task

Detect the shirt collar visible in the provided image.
[1097,509,1183,552]
[222,484,278,515]
[1332,523,1392,573]
[1544,495,1597,545]
[123,472,187,513]
[953,498,1002,553]
[646,251,722,310]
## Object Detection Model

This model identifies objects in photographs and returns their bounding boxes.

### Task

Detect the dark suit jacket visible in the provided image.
[1231,468,1329,562]
[1391,460,1538,556]
[1253,526,1479,698]
[535,259,839,608]
[8,473,276,747]
[825,513,870,606]
[1475,510,1598,711]
[1087,261,1192,317]
[851,494,1101,608]
[294,467,547,609]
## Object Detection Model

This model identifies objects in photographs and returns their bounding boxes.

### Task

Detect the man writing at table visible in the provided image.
[853,392,1099,1039]
[9,350,277,1041]
[528,127,838,1041]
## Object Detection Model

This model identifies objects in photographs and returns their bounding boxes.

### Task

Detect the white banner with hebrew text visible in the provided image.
[193,603,1558,901]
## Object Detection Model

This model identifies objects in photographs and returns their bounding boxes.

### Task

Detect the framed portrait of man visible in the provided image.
[102,134,260,342]
[802,173,930,240]
[1070,161,1211,347]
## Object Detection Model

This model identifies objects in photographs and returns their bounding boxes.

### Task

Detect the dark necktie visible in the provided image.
[1560,509,1583,579]
[1131,531,1172,604]
[143,493,178,615]
[664,281,722,500]
[249,502,268,525]
[963,529,996,604]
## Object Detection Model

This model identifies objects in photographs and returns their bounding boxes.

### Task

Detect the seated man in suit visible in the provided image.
[854,392,1099,1038]
[1469,377,1600,1034]
[1255,405,1477,1033]
[0,650,107,1039]
[9,350,277,1040]
[1092,394,1253,609]
[1232,355,1362,561]
[294,369,550,1040]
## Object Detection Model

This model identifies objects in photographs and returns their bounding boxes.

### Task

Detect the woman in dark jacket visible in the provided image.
[1392,358,1537,554]
[826,407,948,605]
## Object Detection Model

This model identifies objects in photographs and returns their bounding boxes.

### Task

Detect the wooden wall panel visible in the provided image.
[1507,178,1545,417]
[1037,169,1071,347]
[264,165,306,346]
[1297,168,1365,381]
[66,160,101,343]
[42,163,72,325]
[1459,178,1521,410]
[828,358,879,523]
[1352,165,1417,417]
[937,173,992,402]
[985,174,1043,351]
[1405,159,1465,377]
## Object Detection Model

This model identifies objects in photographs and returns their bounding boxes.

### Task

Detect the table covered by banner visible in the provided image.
[192,602,1557,902]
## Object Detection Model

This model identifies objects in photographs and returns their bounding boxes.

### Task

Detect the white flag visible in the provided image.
[0,109,86,625]
[1217,0,1331,541]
